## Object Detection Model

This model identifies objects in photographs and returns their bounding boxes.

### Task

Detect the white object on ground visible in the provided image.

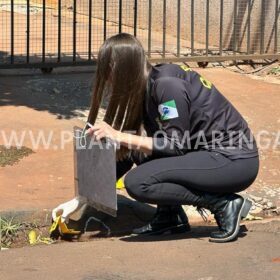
[0,247,9,251]
[52,196,88,223]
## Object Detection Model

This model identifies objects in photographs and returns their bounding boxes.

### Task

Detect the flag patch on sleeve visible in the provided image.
[158,99,179,120]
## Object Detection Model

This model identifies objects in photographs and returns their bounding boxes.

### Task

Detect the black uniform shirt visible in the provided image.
[143,64,258,160]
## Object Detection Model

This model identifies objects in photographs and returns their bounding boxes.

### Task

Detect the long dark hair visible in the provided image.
[88,33,151,159]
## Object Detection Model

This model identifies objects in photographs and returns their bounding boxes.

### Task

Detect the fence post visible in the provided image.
[177,0,181,57]
[219,0,224,56]
[58,0,61,62]
[247,0,251,54]
[162,0,166,58]
[148,0,152,57]
[42,0,46,63]
[88,0,92,60]
[191,0,194,56]
[73,0,76,62]
[260,0,265,54]
[275,0,279,53]
[104,0,107,41]
[10,0,14,64]
[26,0,30,63]
[134,0,138,37]
[119,0,122,33]
[233,0,237,54]
[206,0,209,56]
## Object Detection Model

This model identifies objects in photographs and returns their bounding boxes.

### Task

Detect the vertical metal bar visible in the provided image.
[148,0,152,57]
[233,0,237,54]
[247,0,251,54]
[219,0,223,56]
[134,0,138,37]
[119,0,122,33]
[88,0,92,60]
[10,0,14,64]
[58,0,61,62]
[191,0,194,55]
[42,0,46,63]
[73,0,76,62]
[177,0,181,57]
[275,0,279,53]
[206,0,209,56]
[104,0,107,41]
[162,0,166,57]
[26,0,30,63]
[260,0,265,54]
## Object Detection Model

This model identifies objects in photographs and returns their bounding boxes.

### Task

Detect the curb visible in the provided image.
[1,206,279,230]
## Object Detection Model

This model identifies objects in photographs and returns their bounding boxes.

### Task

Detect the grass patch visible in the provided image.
[0,217,46,249]
[0,217,22,248]
[268,66,280,76]
[0,145,34,167]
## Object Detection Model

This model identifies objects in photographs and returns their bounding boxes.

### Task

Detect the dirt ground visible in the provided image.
[0,219,279,280]
[0,65,279,212]
[0,63,280,279]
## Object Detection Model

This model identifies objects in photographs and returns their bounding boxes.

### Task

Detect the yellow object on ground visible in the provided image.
[28,230,37,245]
[49,216,81,236]
[116,178,125,189]
[28,230,55,245]
[242,213,263,221]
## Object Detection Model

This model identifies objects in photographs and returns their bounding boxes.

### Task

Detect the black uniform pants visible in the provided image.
[117,151,259,205]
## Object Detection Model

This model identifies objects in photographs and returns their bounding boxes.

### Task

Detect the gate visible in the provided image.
[0,0,279,69]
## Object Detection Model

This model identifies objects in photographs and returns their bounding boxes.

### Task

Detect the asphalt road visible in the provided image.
[0,220,279,280]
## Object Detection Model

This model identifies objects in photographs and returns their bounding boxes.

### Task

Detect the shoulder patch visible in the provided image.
[180,65,192,72]
[200,76,212,89]
[158,99,179,121]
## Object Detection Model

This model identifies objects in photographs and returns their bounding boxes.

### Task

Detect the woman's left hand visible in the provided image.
[86,121,120,141]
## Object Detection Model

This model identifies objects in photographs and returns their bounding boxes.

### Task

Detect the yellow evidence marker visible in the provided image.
[116,178,125,189]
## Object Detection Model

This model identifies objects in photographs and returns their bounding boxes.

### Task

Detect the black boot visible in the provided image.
[195,193,252,243]
[132,205,191,235]
[207,194,252,243]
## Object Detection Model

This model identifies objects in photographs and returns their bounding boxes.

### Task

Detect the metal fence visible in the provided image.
[0,0,279,70]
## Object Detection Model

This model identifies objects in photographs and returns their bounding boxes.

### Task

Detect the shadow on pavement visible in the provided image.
[0,62,96,119]
[67,195,156,238]
[66,194,249,242]
[119,226,248,243]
